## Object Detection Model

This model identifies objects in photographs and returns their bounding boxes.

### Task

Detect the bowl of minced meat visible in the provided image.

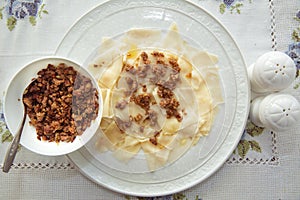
[4,57,103,156]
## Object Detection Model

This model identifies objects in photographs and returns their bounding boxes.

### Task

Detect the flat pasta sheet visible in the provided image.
[88,24,223,171]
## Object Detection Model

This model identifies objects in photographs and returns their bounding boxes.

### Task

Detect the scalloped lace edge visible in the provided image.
[269,0,277,50]
[226,131,279,166]
[0,162,75,170]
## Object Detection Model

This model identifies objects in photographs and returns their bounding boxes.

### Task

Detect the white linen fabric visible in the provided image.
[0,0,299,199]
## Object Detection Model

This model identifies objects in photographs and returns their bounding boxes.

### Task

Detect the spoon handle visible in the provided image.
[2,112,26,173]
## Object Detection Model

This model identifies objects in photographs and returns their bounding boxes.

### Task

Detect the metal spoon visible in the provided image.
[2,101,27,173]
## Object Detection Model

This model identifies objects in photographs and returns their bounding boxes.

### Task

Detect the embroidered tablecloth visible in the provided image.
[0,0,299,199]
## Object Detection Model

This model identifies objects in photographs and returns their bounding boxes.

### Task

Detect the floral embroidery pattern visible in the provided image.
[0,0,48,31]
[0,101,21,151]
[286,11,300,89]
[219,0,252,14]
[0,117,13,143]
[292,11,300,42]
[234,121,263,158]
[0,102,14,144]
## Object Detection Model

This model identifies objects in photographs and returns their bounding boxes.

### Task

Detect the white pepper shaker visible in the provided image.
[248,51,296,93]
[249,93,300,132]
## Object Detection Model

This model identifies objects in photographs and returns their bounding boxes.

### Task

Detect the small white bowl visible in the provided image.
[3,57,103,156]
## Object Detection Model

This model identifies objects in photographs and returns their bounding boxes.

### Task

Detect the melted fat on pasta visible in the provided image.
[88,23,223,171]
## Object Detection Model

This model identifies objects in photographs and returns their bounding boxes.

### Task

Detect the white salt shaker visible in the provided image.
[248,51,297,93]
[249,93,300,132]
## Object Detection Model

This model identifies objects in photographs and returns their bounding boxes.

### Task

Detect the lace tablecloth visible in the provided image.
[0,0,299,199]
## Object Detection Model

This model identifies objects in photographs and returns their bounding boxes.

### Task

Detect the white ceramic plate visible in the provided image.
[56,0,250,196]
[4,57,103,156]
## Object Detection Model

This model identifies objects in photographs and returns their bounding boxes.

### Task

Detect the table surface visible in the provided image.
[0,0,300,199]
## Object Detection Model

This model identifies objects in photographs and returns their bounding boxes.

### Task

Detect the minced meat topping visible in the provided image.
[114,51,183,137]
[23,63,99,143]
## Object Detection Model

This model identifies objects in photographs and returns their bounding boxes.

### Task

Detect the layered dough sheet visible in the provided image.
[88,24,223,171]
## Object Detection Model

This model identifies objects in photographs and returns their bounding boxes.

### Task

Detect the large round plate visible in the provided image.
[55,0,250,196]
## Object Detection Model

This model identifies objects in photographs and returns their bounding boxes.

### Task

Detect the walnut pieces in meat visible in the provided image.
[131,93,153,111]
[119,50,183,123]
[113,51,184,139]
[23,63,99,143]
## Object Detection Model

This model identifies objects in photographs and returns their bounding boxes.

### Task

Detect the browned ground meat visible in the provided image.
[23,63,99,143]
